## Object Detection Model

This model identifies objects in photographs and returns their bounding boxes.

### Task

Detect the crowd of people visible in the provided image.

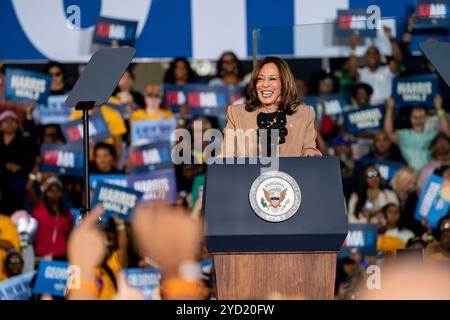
[0,15,449,300]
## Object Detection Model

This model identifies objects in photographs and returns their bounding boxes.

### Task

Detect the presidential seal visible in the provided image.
[249,171,301,222]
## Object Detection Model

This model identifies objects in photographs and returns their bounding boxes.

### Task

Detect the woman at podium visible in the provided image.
[220,56,321,157]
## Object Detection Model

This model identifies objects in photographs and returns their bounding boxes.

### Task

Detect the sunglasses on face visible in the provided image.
[366,171,379,178]
[50,72,62,77]
[7,257,23,265]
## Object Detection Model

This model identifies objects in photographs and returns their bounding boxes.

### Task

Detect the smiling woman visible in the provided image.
[220,56,321,158]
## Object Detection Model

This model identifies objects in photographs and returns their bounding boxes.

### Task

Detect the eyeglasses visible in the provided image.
[366,171,379,178]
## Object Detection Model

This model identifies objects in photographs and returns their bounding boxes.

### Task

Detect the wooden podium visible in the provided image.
[204,157,348,300]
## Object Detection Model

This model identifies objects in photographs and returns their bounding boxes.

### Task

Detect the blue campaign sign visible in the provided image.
[414,0,450,29]
[130,141,173,174]
[122,268,161,300]
[392,74,438,107]
[359,158,404,182]
[60,111,112,143]
[339,223,378,258]
[335,9,377,38]
[0,271,36,300]
[40,142,83,177]
[33,260,69,297]
[128,169,177,203]
[4,68,51,104]
[343,105,385,135]
[163,84,237,116]
[415,174,450,229]
[131,119,177,147]
[38,95,71,125]
[93,16,138,46]
[91,182,144,221]
[89,174,128,189]
[303,94,348,116]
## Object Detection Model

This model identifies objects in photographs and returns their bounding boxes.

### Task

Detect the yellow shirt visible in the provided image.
[69,97,127,145]
[131,108,174,122]
[377,234,406,256]
[0,215,20,281]
[96,250,121,300]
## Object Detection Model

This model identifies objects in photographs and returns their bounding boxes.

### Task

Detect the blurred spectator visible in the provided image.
[309,71,339,96]
[0,213,20,280]
[10,209,37,273]
[163,57,199,85]
[350,82,373,108]
[348,27,402,105]
[417,132,450,194]
[383,203,415,244]
[384,95,450,171]
[348,166,399,223]
[390,167,424,237]
[28,176,73,260]
[295,77,308,98]
[3,249,24,279]
[332,134,357,201]
[39,124,65,145]
[113,68,145,109]
[335,257,363,300]
[369,206,406,256]
[44,61,70,95]
[90,142,121,174]
[209,51,247,87]
[131,85,174,122]
[0,110,36,215]
[359,130,406,164]
[425,214,450,262]
[70,96,127,161]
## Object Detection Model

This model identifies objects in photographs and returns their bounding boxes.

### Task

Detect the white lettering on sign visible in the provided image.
[345,230,365,247]
[127,273,160,287]
[348,108,383,129]
[397,81,432,102]
[56,151,75,168]
[200,93,218,108]
[350,16,367,30]
[133,178,170,200]
[419,182,440,217]
[10,75,46,100]
[44,266,68,280]
[98,187,138,215]
[109,24,126,40]
[143,149,162,165]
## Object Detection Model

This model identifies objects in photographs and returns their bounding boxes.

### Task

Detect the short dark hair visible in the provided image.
[431,131,450,148]
[94,142,117,160]
[44,61,65,75]
[352,82,373,98]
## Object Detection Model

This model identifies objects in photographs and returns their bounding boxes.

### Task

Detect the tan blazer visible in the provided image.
[220,104,321,157]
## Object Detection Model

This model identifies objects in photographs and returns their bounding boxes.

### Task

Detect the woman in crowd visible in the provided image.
[28,177,73,261]
[113,68,145,109]
[348,166,399,223]
[383,203,415,244]
[163,57,199,85]
[44,61,70,95]
[209,51,247,87]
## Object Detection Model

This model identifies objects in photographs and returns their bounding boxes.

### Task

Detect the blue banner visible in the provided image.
[131,119,177,147]
[122,268,161,300]
[91,182,144,221]
[359,158,405,182]
[303,94,348,116]
[343,105,385,135]
[4,68,51,104]
[415,0,450,28]
[37,95,71,125]
[335,9,377,38]
[392,74,438,107]
[93,16,138,46]
[89,174,128,189]
[163,84,241,116]
[130,141,173,174]
[128,170,177,203]
[415,174,450,229]
[40,142,83,177]
[0,272,36,300]
[339,223,378,258]
[32,260,69,297]
[60,111,112,143]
